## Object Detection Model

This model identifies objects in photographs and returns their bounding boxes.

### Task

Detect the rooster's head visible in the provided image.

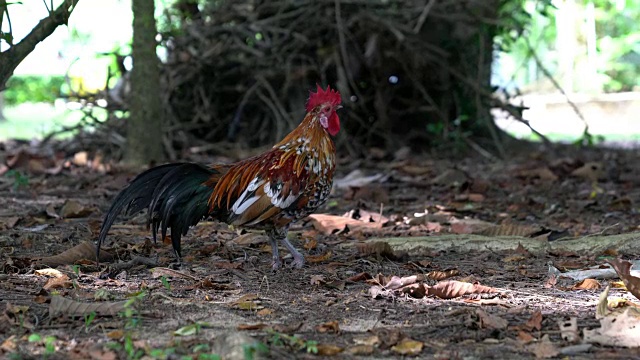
[306,84,342,136]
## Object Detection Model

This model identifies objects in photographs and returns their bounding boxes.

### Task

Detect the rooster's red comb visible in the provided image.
[306,84,341,112]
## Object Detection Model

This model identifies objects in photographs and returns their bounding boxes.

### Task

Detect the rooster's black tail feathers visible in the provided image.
[96,163,216,260]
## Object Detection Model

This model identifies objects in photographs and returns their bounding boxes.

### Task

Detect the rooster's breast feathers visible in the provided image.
[207,123,335,228]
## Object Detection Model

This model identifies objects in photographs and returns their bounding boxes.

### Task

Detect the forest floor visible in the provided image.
[1,140,640,359]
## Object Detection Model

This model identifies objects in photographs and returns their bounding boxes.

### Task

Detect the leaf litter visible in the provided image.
[3,144,640,358]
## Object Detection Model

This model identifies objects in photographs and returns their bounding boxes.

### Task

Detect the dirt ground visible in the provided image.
[2,142,640,359]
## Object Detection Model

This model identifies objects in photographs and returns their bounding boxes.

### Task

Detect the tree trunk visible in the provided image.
[127,0,164,165]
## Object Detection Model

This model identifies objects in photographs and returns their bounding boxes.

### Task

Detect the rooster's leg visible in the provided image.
[266,226,304,269]
[269,236,282,270]
[281,237,305,268]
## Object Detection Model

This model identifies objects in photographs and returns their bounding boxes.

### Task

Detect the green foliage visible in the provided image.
[4,170,29,190]
[264,330,317,354]
[4,76,65,105]
[593,0,640,92]
[27,333,57,358]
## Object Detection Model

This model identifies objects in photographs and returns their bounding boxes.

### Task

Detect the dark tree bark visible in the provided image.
[127,0,164,165]
[0,0,79,92]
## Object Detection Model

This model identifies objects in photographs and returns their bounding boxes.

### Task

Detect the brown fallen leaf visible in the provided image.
[316,320,340,334]
[427,281,499,299]
[307,213,382,235]
[230,294,262,311]
[232,233,268,245]
[43,275,73,290]
[345,344,375,356]
[517,167,558,181]
[526,335,559,359]
[37,241,113,267]
[346,272,372,282]
[479,224,542,237]
[305,251,332,264]
[517,330,535,344]
[426,269,459,281]
[390,338,423,356]
[450,218,493,234]
[257,308,273,317]
[524,310,543,331]
[0,216,20,230]
[45,204,60,219]
[474,309,508,330]
[49,296,127,318]
[606,258,640,300]
[60,200,93,219]
[310,274,325,285]
[573,278,601,290]
[571,162,604,182]
[237,323,268,331]
[316,344,343,356]
[1,335,17,353]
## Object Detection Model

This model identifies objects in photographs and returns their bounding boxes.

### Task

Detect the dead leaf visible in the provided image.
[346,272,372,282]
[316,320,340,334]
[391,338,423,356]
[36,241,113,267]
[0,217,20,230]
[524,310,543,331]
[35,268,65,278]
[310,274,325,285]
[333,169,385,189]
[571,162,604,181]
[607,258,640,300]
[517,167,558,181]
[231,294,263,311]
[450,218,493,234]
[353,335,380,347]
[345,344,375,356]
[573,278,601,290]
[49,296,126,318]
[257,308,273,317]
[584,308,640,347]
[475,309,508,330]
[232,233,267,245]
[45,204,60,219]
[427,281,499,299]
[426,269,459,281]
[60,200,93,219]
[237,323,268,330]
[1,335,17,353]
[107,330,124,339]
[526,335,559,358]
[517,331,535,344]
[479,224,542,237]
[43,274,73,290]
[316,344,343,356]
[308,214,382,235]
[305,251,331,264]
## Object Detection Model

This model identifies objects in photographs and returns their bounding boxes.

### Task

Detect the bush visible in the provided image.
[3,75,65,105]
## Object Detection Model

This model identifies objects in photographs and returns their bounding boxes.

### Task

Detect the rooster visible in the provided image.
[97,85,342,269]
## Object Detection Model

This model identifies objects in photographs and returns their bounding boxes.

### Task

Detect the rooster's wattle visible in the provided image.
[97,85,342,269]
